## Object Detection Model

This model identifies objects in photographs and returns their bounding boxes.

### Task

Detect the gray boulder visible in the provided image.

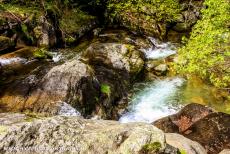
[0,113,166,154]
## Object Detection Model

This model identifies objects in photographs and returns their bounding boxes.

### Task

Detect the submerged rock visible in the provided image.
[0,113,166,154]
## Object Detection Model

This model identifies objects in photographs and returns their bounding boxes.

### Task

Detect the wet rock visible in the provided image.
[154,103,213,133]
[154,103,230,154]
[0,36,15,53]
[24,59,96,115]
[184,112,230,154]
[81,43,145,119]
[165,133,207,154]
[154,64,168,75]
[0,40,146,119]
[83,43,144,76]
[0,113,166,154]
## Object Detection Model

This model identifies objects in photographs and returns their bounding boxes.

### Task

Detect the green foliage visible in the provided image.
[60,8,96,34]
[107,0,180,22]
[142,142,162,153]
[0,3,41,17]
[176,0,230,88]
[33,48,52,59]
[100,83,111,96]
[107,0,180,38]
[178,149,187,154]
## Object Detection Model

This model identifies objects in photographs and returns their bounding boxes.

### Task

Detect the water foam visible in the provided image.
[0,57,27,66]
[51,52,62,62]
[58,102,81,116]
[119,78,185,123]
[143,37,176,59]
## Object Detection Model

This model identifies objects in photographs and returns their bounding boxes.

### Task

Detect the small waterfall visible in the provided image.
[51,52,62,62]
[142,37,176,59]
[58,102,81,116]
[119,78,185,123]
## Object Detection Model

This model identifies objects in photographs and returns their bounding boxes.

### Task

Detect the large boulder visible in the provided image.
[153,103,213,133]
[165,133,207,154]
[83,43,144,76]
[184,112,230,154]
[24,59,96,115]
[154,103,230,154]
[0,113,166,154]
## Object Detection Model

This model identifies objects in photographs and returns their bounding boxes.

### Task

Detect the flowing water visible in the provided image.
[119,77,185,123]
[58,102,81,116]
[120,38,181,123]
[142,37,177,59]
[0,57,27,66]
[120,37,230,123]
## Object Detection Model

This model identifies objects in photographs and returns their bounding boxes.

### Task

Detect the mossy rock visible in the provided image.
[141,142,162,153]
[60,8,97,35]
[0,36,15,53]
[100,83,111,96]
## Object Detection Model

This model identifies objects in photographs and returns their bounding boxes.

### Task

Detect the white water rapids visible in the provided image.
[119,38,184,123]
[119,78,185,123]
[143,37,176,59]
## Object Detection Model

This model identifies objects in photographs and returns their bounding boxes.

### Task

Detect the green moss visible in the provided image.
[33,48,52,59]
[101,84,111,96]
[142,142,162,153]
[60,8,96,34]
[24,111,46,122]
[0,125,8,135]
[178,149,187,154]
[0,3,41,18]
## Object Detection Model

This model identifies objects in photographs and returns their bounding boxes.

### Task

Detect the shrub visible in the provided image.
[176,0,230,88]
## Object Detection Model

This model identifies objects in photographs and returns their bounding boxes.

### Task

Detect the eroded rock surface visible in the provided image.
[0,113,166,154]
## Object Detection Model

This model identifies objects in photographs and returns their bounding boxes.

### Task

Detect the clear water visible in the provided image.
[142,37,176,59]
[119,78,185,123]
